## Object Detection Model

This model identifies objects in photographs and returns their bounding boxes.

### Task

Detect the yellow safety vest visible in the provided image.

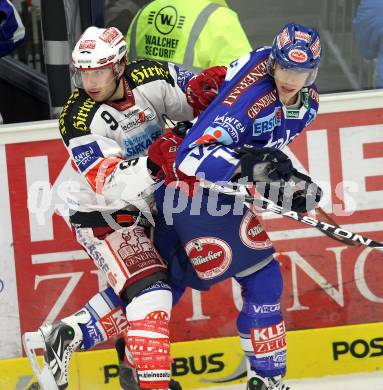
[126,0,252,72]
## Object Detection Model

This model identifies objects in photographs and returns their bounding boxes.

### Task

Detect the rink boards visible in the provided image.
[0,321,382,389]
[0,91,382,389]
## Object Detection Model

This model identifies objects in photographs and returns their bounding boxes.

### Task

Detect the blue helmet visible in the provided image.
[268,23,322,85]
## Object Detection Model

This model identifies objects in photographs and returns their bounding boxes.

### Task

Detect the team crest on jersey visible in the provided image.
[185,237,232,280]
[239,211,272,250]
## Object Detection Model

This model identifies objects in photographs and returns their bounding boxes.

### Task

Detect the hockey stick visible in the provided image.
[204,182,383,250]
[314,207,359,246]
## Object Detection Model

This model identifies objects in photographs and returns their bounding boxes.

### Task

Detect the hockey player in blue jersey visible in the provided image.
[150,22,323,390]
[23,23,322,390]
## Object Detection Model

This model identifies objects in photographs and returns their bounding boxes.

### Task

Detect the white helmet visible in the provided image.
[71,26,127,88]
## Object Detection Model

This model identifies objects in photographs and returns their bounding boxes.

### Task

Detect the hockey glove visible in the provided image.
[289,169,323,212]
[255,168,323,213]
[186,66,227,116]
[147,130,189,184]
[235,145,294,182]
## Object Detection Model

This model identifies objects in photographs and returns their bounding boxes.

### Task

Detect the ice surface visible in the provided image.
[195,371,383,390]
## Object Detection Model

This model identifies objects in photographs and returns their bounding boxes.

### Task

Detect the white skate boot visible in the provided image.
[247,375,291,390]
[23,310,90,390]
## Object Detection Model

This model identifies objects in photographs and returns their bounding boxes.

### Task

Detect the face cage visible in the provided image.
[71,62,122,89]
[267,56,318,87]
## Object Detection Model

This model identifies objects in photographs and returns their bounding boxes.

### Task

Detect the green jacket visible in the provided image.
[126,0,252,71]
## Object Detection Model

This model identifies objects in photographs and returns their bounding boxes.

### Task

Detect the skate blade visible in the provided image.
[23,331,59,390]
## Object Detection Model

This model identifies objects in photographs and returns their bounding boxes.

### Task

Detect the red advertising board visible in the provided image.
[4,108,383,356]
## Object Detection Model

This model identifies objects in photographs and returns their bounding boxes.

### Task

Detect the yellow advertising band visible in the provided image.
[1,322,382,389]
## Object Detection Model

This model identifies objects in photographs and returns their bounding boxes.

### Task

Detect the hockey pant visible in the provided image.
[75,257,286,380]
[73,225,172,389]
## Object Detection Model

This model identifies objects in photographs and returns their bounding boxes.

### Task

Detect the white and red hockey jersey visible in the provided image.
[59,60,195,215]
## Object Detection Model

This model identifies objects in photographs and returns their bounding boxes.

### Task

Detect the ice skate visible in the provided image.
[247,375,291,390]
[23,310,89,390]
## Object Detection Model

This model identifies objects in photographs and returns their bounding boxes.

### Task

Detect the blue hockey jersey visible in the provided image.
[176,47,319,183]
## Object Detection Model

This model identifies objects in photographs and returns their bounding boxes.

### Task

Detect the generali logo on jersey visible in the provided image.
[247,89,277,118]
[223,59,268,107]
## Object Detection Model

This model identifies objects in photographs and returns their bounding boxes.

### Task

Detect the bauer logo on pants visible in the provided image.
[185,237,232,279]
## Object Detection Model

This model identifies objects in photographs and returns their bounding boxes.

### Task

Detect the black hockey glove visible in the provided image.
[288,169,323,212]
[255,168,322,213]
[235,145,294,182]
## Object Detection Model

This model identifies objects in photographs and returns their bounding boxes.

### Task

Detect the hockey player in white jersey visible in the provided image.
[22,26,225,390]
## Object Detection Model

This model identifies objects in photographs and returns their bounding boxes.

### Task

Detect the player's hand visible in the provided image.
[186,66,227,116]
[235,145,294,182]
[289,169,323,212]
[147,131,185,182]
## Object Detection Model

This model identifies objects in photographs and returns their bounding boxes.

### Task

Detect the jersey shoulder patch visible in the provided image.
[59,89,100,145]
[126,59,175,88]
